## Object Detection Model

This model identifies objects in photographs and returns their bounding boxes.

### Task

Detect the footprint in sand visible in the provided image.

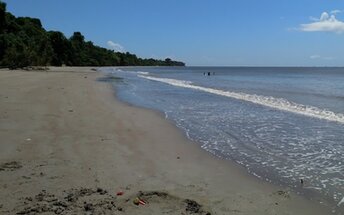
[0,161,22,171]
[15,188,212,215]
[120,191,212,215]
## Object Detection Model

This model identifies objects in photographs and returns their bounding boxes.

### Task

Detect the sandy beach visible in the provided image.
[0,67,332,214]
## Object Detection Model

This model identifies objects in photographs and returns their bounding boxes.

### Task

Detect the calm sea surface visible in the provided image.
[102,67,344,208]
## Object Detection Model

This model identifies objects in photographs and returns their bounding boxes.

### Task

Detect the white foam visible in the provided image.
[137,71,150,75]
[138,75,344,124]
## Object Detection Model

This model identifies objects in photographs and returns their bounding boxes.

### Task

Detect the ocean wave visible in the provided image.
[138,75,344,124]
[137,71,150,75]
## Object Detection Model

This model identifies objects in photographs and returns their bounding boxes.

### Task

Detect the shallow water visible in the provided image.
[102,67,344,209]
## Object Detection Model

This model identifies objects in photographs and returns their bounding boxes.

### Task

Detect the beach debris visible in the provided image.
[26,138,31,141]
[68,109,74,112]
[84,76,88,78]
[133,197,146,206]
[0,161,22,171]
[134,191,211,214]
[138,199,146,205]
[133,197,140,205]
[177,156,180,159]
[117,191,124,196]
[300,179,304,184]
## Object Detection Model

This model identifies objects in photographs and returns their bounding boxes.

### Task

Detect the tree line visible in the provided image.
[0,1,185,69]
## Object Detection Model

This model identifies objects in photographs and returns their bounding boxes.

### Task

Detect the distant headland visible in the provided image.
[0,1,185,69]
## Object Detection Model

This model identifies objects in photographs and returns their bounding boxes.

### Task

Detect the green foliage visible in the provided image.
[0,1,185,68]
[48,31,70,66]
[0,1,6,32]
[0,34,31,69]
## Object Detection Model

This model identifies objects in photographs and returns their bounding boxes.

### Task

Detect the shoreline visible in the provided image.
[0,67,334,214]
[106,67,341,209]
[98,67,341,213]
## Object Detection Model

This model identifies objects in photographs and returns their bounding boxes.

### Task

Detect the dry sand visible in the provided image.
[0,67,333,214]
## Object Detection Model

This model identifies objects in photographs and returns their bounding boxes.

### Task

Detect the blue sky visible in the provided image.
[3,0,344,66]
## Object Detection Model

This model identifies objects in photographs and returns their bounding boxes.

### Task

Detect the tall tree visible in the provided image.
[0,0,185,68]
[48,31,71,66]
[0,1,6,32]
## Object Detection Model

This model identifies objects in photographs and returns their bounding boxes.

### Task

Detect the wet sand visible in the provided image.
[0,67,332,214]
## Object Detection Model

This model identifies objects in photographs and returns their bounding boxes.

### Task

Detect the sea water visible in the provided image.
[102,67,344,208]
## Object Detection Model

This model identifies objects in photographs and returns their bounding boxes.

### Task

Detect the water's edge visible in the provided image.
[98,72,338,212]
[99,67,344,214]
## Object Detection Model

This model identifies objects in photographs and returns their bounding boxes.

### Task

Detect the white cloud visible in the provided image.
[323,56,335,60]
[300,12,344,33]
[331,10,341,14]
[310,55,321,59]
[310,55,335,60]
[320,12,330,21]
[107,41,125,52]
[309,16,319,21]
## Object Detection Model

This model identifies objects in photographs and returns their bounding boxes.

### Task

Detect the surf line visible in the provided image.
[138,75,344,124]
